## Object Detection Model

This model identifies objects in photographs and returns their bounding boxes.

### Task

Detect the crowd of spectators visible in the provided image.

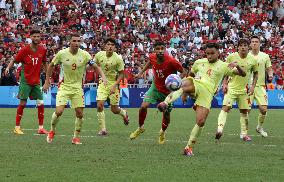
[0,0,284,89]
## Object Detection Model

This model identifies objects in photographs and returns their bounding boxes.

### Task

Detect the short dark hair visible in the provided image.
[30,29,41,35]
[237,38,250,47]
[154,41,165,47]
[251,35,260,41]
[70,33,81,39]
[104,38,116,44]
[205,42,220,50]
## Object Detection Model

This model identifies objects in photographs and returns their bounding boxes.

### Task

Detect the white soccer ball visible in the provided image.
[165,74,182,91]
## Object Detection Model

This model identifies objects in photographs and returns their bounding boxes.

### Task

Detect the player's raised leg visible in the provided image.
[109,90,129,125]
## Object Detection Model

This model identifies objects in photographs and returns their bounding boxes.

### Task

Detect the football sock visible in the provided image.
[187,124,203,147]
[15,104,25,127]
[74,117,83,138]
[139,108,147,127]
[97,111,106,130]
[165,88,183,104]
[37,104,44,126]
[51,112,59,131]
[257,113,266,127]
[118,108,127,118]
[161,113,170,131]
[217,110,228,131]
[240,113,249,136]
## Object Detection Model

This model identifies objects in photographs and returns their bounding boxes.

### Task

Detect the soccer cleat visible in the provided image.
[123,111,129,125]
[130,128,145,139]
[256,126,268,137]
[37,128,48,134]
[46,131,55,143]
[215,128,223,140]
[157,102,168,112]
[158,130,165,144]
[242,135,252,142]
[72,137,82,145]
[14,128,24,135]
[183,147,194,157]
[98,130,108,136]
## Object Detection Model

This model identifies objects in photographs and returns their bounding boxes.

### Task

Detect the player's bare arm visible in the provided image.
[4,59,15,76]
[222,76,229,94]
[135,60,151,78]
[92,63,108,86]
[110,70,124,94]
[42,62,55,93]
[267,67,273,82]
[249,71,258,96]
[229,62,246,77]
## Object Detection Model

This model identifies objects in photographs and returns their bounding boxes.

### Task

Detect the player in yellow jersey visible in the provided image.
[249,36,273,137]
[43,33,107,144]
[215,39,258,142]
[157,43,246,156]
[95,38,129,136]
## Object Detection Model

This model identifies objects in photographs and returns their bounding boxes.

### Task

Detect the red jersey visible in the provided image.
[15,45,47,85]
[149,53,183,95]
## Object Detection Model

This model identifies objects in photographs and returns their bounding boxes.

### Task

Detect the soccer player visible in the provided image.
[43,33,107,144]
[129,41,184,144]
[157,42,246,156]
[215,39,258,141]
[95,38,129,136]
[249,36,273,137]
[5,30,48,135]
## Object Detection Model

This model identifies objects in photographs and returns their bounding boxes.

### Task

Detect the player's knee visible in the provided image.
[97,104,104,112]
[197,120,205,127]
[111,106,120,114]
[222,106,230,112]
[36,100,44,106]
[19,100,27,106]
[55,110,63,117]
[260,108,267,115]
[76,112,83,119]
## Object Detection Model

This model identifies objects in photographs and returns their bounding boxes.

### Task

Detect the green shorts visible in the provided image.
[144,83,173,112]
[18,80,43,100]
[249,85,268,106]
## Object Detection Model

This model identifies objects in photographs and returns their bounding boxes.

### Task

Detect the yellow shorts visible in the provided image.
[96,82,120,105]
[56,87,84,108]
[187,77,213,109]
[223,91,251,109]
[250,85,268,106]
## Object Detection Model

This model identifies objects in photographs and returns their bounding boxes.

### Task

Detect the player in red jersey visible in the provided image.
[5,30,48,135]
[129,41,184,144]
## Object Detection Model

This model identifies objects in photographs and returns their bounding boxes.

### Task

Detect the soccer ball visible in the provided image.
[165,74,182,91]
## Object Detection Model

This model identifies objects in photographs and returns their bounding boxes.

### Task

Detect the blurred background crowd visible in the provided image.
[0,0,284,89]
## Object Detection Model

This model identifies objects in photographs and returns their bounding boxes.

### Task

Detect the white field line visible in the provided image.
[1,128,284,139]
[0,130,279,148]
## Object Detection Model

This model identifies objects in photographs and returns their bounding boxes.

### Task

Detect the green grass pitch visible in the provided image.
[0,108,284,181]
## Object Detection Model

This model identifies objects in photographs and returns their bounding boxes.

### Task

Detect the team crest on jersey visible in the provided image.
[66,59,69,62]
